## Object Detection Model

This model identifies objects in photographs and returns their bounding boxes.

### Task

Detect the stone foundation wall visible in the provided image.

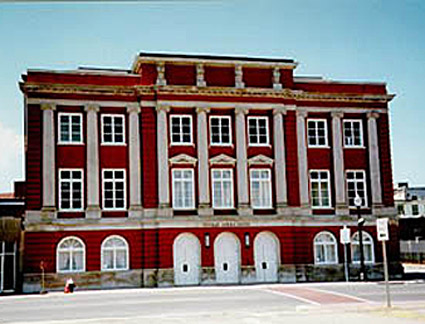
[22,262,403,293]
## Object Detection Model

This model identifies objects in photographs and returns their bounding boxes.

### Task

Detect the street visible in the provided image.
[1,281,425,323]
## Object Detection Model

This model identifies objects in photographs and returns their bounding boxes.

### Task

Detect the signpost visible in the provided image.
[377,218,391,308]
[340,226,351,282]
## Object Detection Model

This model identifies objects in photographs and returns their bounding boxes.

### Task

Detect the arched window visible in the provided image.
[101,236,129,271]
[351,231,375,264]
[57,236,85,273]
[313,231,338,265]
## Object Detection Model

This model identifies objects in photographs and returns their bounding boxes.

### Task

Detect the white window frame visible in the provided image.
[59,169,84,212]
[102,169,127,211]
[101,114,126,145]
[247,116,270,146]
[0,241,17,292]
[313,231,338,265]
[172,168,195,210]
[101,235,129,272]
[250,168,273,209]
[56,236,86,273]
[307,118,328,148]
[351,231,375,264]
[309,170,332,209]
[211,168,234,209]
[346,170,368,208]
[58,112,83,144]
[170,114,193,146]
[343,119,364,148]
[209,116,232,146]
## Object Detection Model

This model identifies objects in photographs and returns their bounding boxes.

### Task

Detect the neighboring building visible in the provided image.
[19,52,399,292]
[0,182,25,293]
[394,182,425,262]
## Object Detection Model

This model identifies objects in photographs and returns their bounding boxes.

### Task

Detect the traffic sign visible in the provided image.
[377,218,389,241]
[340,226,351,244]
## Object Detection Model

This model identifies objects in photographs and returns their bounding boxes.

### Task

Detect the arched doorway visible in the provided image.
[173,233,201,286]
[214,232,241,284]
[254,231,280,282]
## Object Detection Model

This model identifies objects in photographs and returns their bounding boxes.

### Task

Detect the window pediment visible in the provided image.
[209,154,236,166]
[248,154,274,166]
[169,153,197,166]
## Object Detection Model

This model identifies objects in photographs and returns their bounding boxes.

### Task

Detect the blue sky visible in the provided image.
[0,0,424,192]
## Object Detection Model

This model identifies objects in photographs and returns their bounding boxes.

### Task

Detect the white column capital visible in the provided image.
[156,104,170,113]
[235,64,245,89]
[273,107,287,116]
[156,63,167,86]
[84,103,100,113]
[235,105,249,115]
[40,102,56,111]
[196,106,210,114]
[331,110,344,119]
[367,111,380,119]
[296,109,308,118]
[127,103,141,114]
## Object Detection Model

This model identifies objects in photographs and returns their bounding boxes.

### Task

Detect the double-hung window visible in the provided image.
[58,113,82,144]
[102,169,126,210]
[346,170,367,208]
[310,170,331,208]
[172,169,195,209]
[343,120,364,147]
[102,114,125,144]
[211,169,234,209]
[210,116,232,146]
[307,119,328,147]
[170,115,192,145]
[59,169,83,211]
[248,117,269,146]
[250,169,272,209]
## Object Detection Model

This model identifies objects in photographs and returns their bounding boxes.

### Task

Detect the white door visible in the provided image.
[254,232,279,282]
[173,233,201,286]
[214,232,240,284]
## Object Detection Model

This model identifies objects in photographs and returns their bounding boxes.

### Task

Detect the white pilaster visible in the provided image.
[127,103,143,218]
[156,104,172,217]
[196,106,212,216]
[41,103,56,216]
[85,103,101,219]
[367,111,383,208]
[273,67,283,90]
[235,106,252,215]
[273,107,288,213]
[235,65,245,89]
[156,63,167,86]
[196,64,207,87]
[331,111,348,215]
[296,109,310,209]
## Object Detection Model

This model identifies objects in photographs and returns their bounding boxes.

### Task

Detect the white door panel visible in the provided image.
[254,232,279,282]
[173,234,201,286]
[214,233,240,284]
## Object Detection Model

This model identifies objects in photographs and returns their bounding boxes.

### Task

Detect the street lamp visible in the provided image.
[354,195,366,281]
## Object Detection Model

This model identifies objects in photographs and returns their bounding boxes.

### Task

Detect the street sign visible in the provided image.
[340,226,351,244]
[377,218,389,241]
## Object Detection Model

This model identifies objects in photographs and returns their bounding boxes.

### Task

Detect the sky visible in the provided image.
[0,0,424,192]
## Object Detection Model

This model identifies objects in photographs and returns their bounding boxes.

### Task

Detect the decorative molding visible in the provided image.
[169,153,198,166]
[248,154,274,166]
[296,109,308,118]
[209,154,237,166]
[84,103,100,112]
[273,67,282,91]
[126,103,141,114]
[367,111,380,119]
[156,104,170,113]
[273,107,287,115]
[196,64,207,87]
[235,65,245,89]
[331,110,344,119]
[235,105,249,115]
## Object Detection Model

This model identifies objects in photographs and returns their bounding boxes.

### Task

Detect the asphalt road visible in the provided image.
[1,281,425,323]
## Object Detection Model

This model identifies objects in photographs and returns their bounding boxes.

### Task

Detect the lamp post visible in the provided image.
[354,195,366,281]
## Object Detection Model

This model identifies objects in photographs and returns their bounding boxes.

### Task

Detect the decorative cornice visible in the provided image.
[248,154,274,166]
[169,153,197,166]
[209,154,237,166]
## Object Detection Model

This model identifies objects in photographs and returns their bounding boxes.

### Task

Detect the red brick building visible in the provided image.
[20,52,399,292]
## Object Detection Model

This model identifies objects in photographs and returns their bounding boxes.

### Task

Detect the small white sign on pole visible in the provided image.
[340,226,351,244]
[377,218,389,241]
